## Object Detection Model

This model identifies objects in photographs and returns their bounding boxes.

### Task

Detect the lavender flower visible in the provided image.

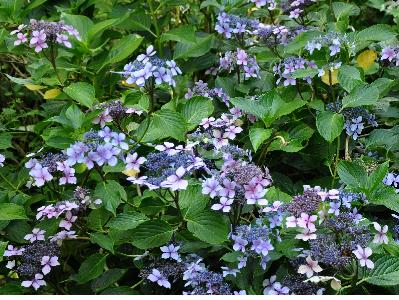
[21,273,46,290]
[147,268,171,289]
[160,244,180,261]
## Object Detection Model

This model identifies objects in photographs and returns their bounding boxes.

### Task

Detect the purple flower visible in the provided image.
[98,126,114,142]
[30,30,48,52]
[21,273,46,290]
[59,211,77,230]
[224,125,243,140]
[237,256,247,269]
[161,166,188,191]
[160,244,180,261]
[125,153,146,171]
[219,179,236,198]
[0,154,5,167]
[29,165,53,187]
[381,47,396,61]
[232,235,248,252]
[93,109,113,128]
[56,34,72,48]
[83,151,97,169]
[236,49,248,65]
[4,245,24,257]
[93,144,120,166]
[132,63,155,86]
[251,238,274,256]
[353,245,374,269]
[289,8,302,19]
[328,201,340,216]
[147,269,171,289]
[24,228,46,243]
[137,45,156,64]
[221,266,239,277]
[154,67,172,85]
[14,32,28,46]
[166,60,182,76]
[59,166,76,185]
[41,256,60,275]
[202,178,222,198]
[211,197,234,212]
[111,132,129,150]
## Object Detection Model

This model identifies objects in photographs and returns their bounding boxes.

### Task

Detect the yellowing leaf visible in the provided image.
[357,49,377,70]
[25,84,45,90]
[321,69,339,86]
[122,169,139,177]
[44,88,62,99]
[121,80,137,88]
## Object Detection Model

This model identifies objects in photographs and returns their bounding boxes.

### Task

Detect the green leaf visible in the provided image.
[337,65,364,92]
[365,126,399,151]
[291,68,319,79]
[357,25,397,42]
[90,233,114,253]
[316,111,344,142]
[362,256,399,286]
[0,132,12,149]
[130,220,174,249]
[0,241,8,262]
[179,184,209,219]
[94,180,127,215]
[139,109,187,142]
[107,212,148,230]
[88,19,118,42]
[100,34,143,69]
[367,162,389,192]
[369,185,399,213]
[174,34,214,59]
[75,253,108,284]
[91,269,127,293]
[337,160,367,191]
[249,128,272,152]
[186,211,229,244]
[332,2,360,20]
[341,85,379,109]
[181,96,214,131]
[230,90,306,126]
[61,14,93,43]
[63,82,95,108]
[65,104,84,129]
[0,203,27,221]
[160,25,196,44]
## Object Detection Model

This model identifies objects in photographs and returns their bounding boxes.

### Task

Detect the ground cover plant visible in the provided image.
[2,0,399,295]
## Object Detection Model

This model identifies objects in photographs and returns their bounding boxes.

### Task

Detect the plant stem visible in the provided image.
[331,135,341,188]
[344,135,350,160]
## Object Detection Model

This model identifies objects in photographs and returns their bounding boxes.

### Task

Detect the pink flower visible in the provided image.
[93,109,113,127]
[353,245,374,269]
[199,117,215,129]
[202,177,222,198]
[298,256,323,278]
[21,273,46,290]
[161,166,188,191]
[41,256,60,275]
[211,197,234,213]
[297,213,317,231]
[24,228,45,243]
[14,32,27,45]
[212,129,229,149]
[295,228,317,241]
[236,49,248,65]
[56,34,72,48]
[219,179,236,198]
[373,222,388,244]
[381,47,396,61]
[30,30,47,52]
[29,165,53,187]
[285,216,297,228]
[224,125,243,140]
[59,211,77,230]
[125,153,146,171]
[59,166,77,185]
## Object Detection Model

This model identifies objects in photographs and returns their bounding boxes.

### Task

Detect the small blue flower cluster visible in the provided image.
[327,101,378,140]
